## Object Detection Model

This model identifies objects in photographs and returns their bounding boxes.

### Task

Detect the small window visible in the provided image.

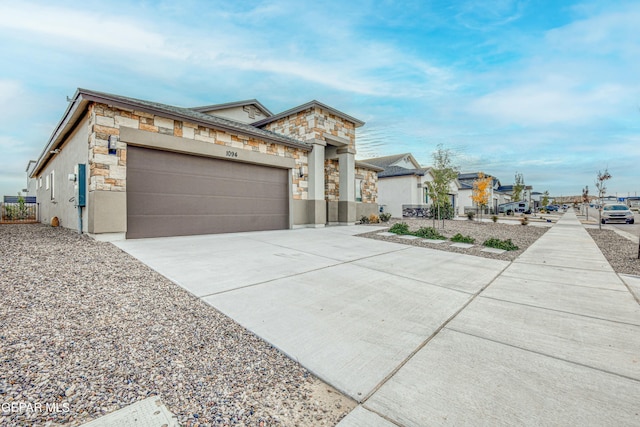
[355,178,363,202]
[50,170,55,200]
[39,177,42,188]
[424,188,429,204]
[45,175,50,190]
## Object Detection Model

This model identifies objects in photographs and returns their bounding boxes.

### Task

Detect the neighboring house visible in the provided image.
[458,173,535,215]
[359,153,458,218]
[24,160,38,196]
[457,172,510,215]
[30,88,379,239]
[497,184,534,205]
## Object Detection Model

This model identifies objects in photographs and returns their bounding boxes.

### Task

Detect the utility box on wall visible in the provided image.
[75,164,86,207]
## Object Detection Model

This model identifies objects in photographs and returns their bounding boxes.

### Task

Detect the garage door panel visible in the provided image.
[127,213,289,238]
[128,193,288,216]
[126,146,290,238]
[127,172,284,199]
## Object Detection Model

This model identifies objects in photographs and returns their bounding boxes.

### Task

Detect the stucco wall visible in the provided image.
[378,175,423,218]
[36,115,90,231]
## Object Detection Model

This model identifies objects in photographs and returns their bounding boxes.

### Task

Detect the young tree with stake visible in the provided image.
[426,144,459,229]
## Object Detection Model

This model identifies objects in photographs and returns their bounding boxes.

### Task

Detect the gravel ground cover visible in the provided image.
[587,228,640,276]
[0,224,354,427]
[357,218,549,261]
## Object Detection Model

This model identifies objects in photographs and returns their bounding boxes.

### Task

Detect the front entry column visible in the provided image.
[307,141,326,226]
[338,147,356,224]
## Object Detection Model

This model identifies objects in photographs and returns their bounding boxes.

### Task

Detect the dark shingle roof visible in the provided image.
[378,166,429,178]
[359,153,411,169]
[78,88,311,150]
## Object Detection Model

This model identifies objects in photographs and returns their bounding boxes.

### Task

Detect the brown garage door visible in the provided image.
[126,146,289,238]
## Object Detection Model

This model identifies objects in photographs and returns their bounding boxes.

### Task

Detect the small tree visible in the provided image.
[512,172,525,202]
[541,190,549,208]
[595,169,611,230]
[471,172,492,220]
[426,144,459,229]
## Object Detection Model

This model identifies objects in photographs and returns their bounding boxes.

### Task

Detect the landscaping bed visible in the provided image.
[587,228,640,276]
[357,218,550,261]
[0,224,353,427]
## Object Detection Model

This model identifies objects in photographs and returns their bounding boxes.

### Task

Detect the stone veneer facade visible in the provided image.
[263,106,356,150]
[324,159,340,201]
[87,103,309,200]
[356,166,378,204]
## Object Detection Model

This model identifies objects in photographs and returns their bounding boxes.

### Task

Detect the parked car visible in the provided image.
[545,205,559,211]
[601,203,635,224]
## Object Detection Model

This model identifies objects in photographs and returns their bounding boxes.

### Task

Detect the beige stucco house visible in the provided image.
[30,89,379,238]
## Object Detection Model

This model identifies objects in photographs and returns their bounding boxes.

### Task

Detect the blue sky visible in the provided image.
[1,0,639,198]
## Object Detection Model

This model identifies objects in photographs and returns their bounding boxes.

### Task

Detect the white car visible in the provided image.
[601,204,635,224]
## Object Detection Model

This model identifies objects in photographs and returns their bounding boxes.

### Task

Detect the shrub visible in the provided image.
[414,226,446,240]
[450,233,475,243]
[369,214,380,224]
[491,215,498,223]
[483,238,519,251]
[360,215,370,224]
[379,212,392,222]
[427,203,455,220]
[520,216,529,226]
[466,211,475,220]
[388,222,410,235]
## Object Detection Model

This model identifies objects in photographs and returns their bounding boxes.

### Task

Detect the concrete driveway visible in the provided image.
[115,215,640,426]
[115,226,510,401]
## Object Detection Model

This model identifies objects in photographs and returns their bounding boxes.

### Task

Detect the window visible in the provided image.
[424,188,429,204]
[355,178,363,202]
[50,171,55,200]
[39,177,42,188]
[45,175,50,190]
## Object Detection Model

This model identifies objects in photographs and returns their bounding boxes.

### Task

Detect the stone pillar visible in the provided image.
[307,141,326,226]
[338,147,356,224]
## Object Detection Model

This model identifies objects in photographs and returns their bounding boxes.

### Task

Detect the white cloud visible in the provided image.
[0,2,183,60]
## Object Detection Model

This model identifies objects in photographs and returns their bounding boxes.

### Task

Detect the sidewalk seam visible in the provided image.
[478,295,640,327]
[446,327,640,384]
[358,260,514,404]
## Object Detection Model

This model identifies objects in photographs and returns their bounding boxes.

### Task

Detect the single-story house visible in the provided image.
[457,172,509,216]
[30,88,379,239]
[359,153,458,218]
[457,173,535,215]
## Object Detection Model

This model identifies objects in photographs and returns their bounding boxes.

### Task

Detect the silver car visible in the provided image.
[601,203,635,224]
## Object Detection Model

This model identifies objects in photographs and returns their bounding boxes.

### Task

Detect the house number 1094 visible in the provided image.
[226,150,238,158]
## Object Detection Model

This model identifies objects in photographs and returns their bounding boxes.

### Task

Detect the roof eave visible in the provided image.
[191,99,273,117]
[32,90,88,177]
[252,100,365,128]
[32,89,312,177]
[80,91,309,151]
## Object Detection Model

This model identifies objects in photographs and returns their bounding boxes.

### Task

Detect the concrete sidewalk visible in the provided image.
[344,210,640,426]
